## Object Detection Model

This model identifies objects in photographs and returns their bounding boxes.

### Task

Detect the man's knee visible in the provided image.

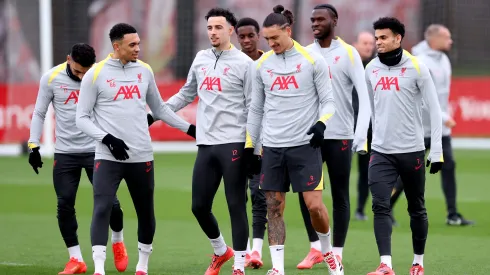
[57,197,76,220]
[93,196,114,220]
[302,192,325,217]
[371,195,391,216]
[407,199,427,219]
[191,199,211,218]
[266,192,285,218]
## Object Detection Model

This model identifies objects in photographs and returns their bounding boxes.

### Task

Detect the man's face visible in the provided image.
[433,27,453,52]
[354,32,376,60]
[237,25,259,53]
[67,55,91,80]
[207,16,233,48]
[375,28,401,53]
[310,9,335,40]
[262,25,292,54]
[114,33,140,62]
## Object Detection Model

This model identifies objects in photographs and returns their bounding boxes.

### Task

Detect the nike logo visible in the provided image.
[106,78,115,82]
[232,157,241,162]
[146,168,152,173]
[306,181,316,186]
[414,164,422,170]
[341,146,348,151]
[373,69,380,73]
[275,248,283,251]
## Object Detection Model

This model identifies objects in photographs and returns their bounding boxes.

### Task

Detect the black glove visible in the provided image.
[102,134,130,161]
[28,146,43,174]
[147,113,155,126]
[307,121,326,148]
[187,124,196,139]
[243,148,262,179]
[426,159,443,174]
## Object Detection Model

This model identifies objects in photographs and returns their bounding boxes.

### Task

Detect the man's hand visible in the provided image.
[187,124,196,139]
[445,118,456,128]
[307,121,326,148]
[102,134,130,161]
[426,158,443,174]
[28,146,43,174]
[243,148,261,179]
[147,113,155,126]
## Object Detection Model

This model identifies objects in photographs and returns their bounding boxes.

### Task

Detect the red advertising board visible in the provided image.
[0,77,489,143]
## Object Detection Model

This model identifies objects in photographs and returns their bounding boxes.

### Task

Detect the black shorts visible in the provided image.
[260,144,324,193]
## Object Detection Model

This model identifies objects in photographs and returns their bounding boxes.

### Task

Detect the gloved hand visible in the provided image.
[187,124,196,139]
[426,159,443,174]
[28,146,43,174]
[307,121,326,148]
[243,148,261,179]
[102,134,130,161]
[147,113,155,126]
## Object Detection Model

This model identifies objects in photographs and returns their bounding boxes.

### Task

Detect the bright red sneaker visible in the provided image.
[112,242,128,272]
[410,264,424,275]
[135,271,147,275]
[248,251,263,269]
[58,257,87,274]
[204,246,234,275]
[367,263,395,275]
[296,248,324,269]
[232,269,245,275]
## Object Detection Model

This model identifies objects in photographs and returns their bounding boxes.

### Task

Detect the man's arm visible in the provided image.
[28,74,53,148]
[314,57,336,124]
[365,67,375,127]
[349,49,371,153]
[76,69,108,142]
[165,54,199,112]
[419,64,443,164]
[146,68,192,133]
[245,66,265,149]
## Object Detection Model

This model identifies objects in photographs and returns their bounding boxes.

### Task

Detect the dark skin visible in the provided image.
[310,8,337,48]
[237,25,263,61]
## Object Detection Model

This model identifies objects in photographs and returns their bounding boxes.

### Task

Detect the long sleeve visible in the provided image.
[428,70,450,123]
[314,57,336,124]
[76,70,108,142]
[365,68,375,128]
[146,69,191,133]
[28,74,53,147]
[349,50,371,153]
[419,65,443,162]
[246,66,265,148]
[166,55,199,112]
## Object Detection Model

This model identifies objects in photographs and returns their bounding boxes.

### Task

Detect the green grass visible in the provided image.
[0,150,489,274]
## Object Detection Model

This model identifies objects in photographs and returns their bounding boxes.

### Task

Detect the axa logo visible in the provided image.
[114,85,141,100]
[64,90,80,104]
[200,77,222,91]
[271,75,298,91]
[374,76,400,91]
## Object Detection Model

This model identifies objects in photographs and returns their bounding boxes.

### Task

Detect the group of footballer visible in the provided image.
[27,3,473,275]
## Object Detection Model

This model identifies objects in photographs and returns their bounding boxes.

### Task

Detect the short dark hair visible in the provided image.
[109,23,137,43]
[263,5,294,28]
[205,8,238,27]
[313,4,338,19]
[373,17,405,38]
[235,17,260,34]
[70,43,96,68]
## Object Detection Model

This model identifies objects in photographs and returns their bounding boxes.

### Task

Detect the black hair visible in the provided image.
[263,5,294,28]
[205,8,238,27]
[70,43,96,67]
[109,23,137,43]
[373,17,405,38]
[313,4,338,19]
[235,17,260,34]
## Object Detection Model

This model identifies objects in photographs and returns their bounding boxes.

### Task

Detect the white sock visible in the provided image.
[380,255,392,269]
[310,240,321,251]
[270,245,285,274]
[246,238,251,254]
[332,247,343,258]
[252,238,264,257]
[316,231,333,255]
[234,251,246,271]
[68,245,83,262]
[209,234,227,256]
[136,242,153,273]
[111,229,124,244]
[92,245,106,275]
[413,254,424,267]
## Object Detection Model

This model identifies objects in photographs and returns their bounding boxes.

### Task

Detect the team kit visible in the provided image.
[28,2,472,275]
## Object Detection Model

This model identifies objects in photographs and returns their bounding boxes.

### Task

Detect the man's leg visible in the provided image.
[191,145,233,274]
[53,153,87,274]
[83,153,127,272]
[296,192,323,269]
[91,159,124,275]
[367,151,399,274]
[248,173,267,268]
[356,126,372,220]
[389,176,404,226]
[322,139,353,259]
[398,151,428,272]
[123,161,156,274]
